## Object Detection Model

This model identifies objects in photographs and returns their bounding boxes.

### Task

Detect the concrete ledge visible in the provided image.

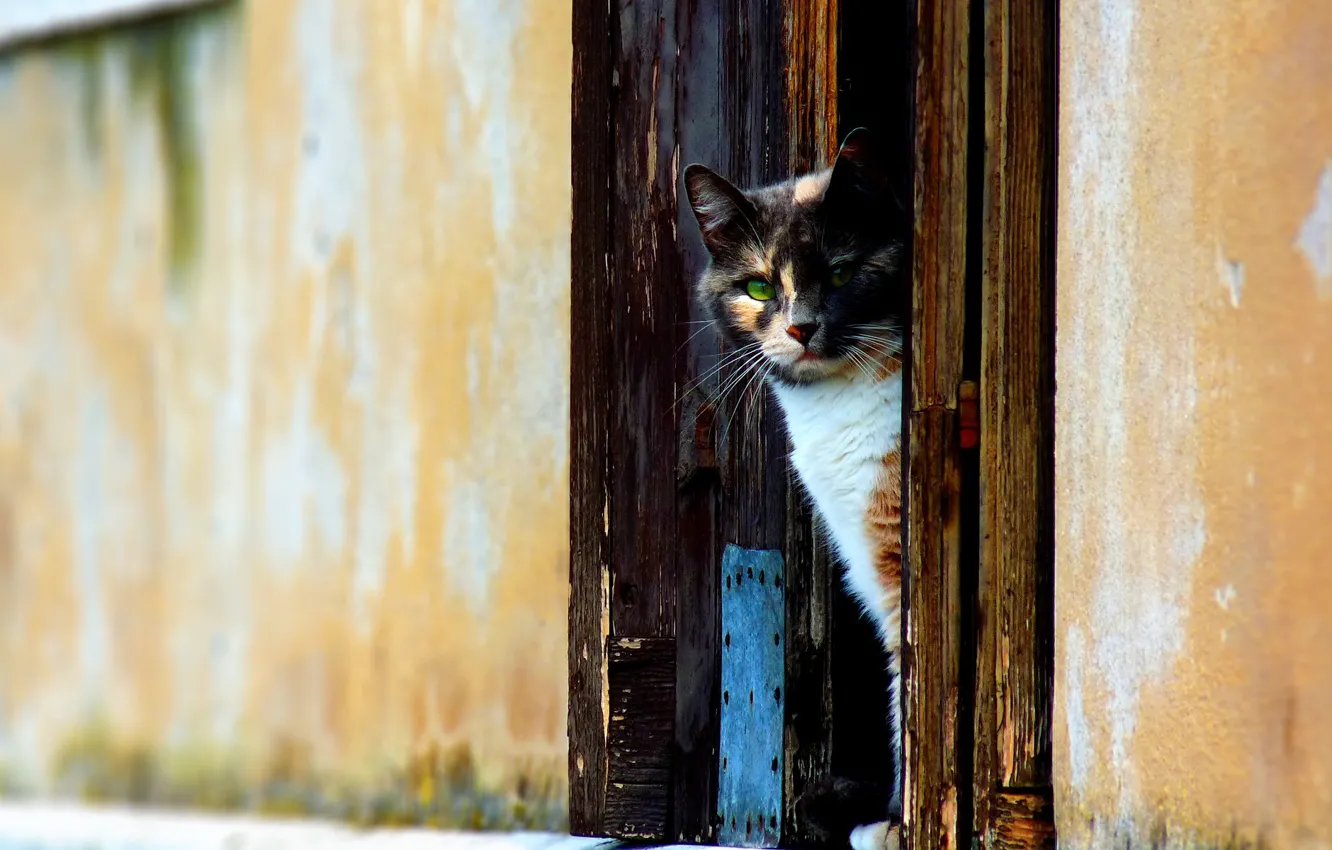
[0,803,622,850]
[0,0,225,49]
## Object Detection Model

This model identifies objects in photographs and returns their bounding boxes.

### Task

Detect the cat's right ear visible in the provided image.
[827,127,891,208]
[684,164,757,254]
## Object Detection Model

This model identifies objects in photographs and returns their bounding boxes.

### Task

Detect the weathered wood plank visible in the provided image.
[715,0,791,559]
[784,0,839,173]
[778,4,842,847]
[672,3,727,842]
[608,0,682,640]
[595,0,690,837]
[903,409,965,850]
[603,638,675,839]
[606,638,676,818]
[910,0,971,414]
[568,0,613,835]
[989,790,1056,850]
[904,0,971,846]
[604,783,672,842]
[782,489,835,849]
[673,434,720,843]
[975,0,1057,843]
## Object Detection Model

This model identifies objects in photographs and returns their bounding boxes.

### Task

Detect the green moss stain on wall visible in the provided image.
[59,36,107,157]
[0,27,108,157]
[123,4,238,291]
[125,16,202,289]
[48,723,565,830]
[13,3,242,290]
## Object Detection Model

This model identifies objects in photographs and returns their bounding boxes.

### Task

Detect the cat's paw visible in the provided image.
[792,775,891,845]
[849,820,900,850]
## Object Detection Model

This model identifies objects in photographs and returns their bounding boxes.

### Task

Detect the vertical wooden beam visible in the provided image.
[571,0,688,838]
[607,0,681,643]
[784,0,839,173]
[673,402,721,842]
[568,0,613,836]
[780,485,835,848]
[672,2,728,841]
[974,0,1057,845]
[600,0,688,837]
[779,2,840,846]
[904,0,970,847]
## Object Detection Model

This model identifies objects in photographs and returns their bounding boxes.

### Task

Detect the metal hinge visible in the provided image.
[959,380,980,450]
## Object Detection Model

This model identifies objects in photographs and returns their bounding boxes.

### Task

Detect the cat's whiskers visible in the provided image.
[846,323,899,335]
[680,341,761,400]
[720,354,773,446]
[676,320,718,355]
[743,360,776,438]
[847,336,902,359]
[847,327,900,343]
[847,321,898,331]
[694,348,769,436]
[844,329,904,366]
[847,327,901,340]
[711,345,768,398]
[842,346,878,383]
[743,363,771,436]
[860,347,890,378]
[675,348,762,415]
[714,362,762,438]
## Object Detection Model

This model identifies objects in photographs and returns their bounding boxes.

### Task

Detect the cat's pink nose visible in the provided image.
[786,322,819,346]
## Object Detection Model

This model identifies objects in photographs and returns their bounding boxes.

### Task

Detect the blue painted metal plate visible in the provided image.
[717,544,785,848]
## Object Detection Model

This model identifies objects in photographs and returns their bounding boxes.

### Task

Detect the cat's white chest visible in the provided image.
[771,374,903,623]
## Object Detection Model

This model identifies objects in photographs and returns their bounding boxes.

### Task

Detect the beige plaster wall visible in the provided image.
[0,0,571,828]
[1056,1,1332,845]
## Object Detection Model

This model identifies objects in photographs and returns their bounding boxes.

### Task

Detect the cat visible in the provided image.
[684,128,905,850]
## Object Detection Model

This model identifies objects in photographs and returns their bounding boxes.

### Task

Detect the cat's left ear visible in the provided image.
[685,164,759,254]
[826,127,892,210]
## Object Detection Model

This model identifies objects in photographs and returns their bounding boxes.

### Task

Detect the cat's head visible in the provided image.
[684,128,906,386]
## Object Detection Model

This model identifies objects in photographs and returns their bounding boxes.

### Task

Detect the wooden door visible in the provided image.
[568,0,1057,846]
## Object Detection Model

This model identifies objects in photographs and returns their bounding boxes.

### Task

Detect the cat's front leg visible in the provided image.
[852,648,904,850]
[850,820,900,850]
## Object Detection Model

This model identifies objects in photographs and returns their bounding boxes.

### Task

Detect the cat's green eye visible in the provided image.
[830,264,854,288]
[745,279,776,301]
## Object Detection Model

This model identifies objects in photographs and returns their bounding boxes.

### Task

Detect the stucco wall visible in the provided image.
[1056,1,1332,845]
[0,0,571,828]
